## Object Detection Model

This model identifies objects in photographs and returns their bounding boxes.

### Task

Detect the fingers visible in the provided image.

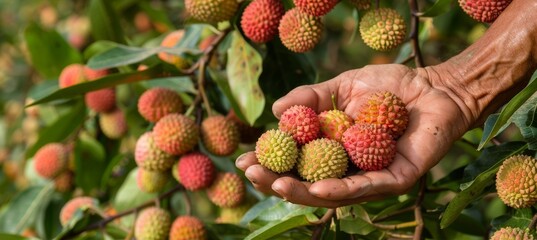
[236,152,280,196]
[235,151,257,172]
[272,81,337,118]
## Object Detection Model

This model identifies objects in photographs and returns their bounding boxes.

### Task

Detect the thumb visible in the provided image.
[272,81,336,118]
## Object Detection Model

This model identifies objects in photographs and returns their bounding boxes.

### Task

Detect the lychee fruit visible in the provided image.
[226,110,264,144]
[356,91,409,138]
[34,143,67,179]
[360,8,406,51]
[216,203,252,224]
[59,64,86,88]
[169,216,206,240]
[134,207,171,240]
[458,0,512,23]
[85,88,116,113]
[54,171,74,193]
[294,0,338,17]
[178,152,215,191]
[158,30,190,70]
[490,227,535,240]
[255,129,298,173]
[83,66,108,80]
[297,138,348,182]
[278,8,323,53]
[135,132,175,171]
[349,0,371,10]
[342,124,396,171]
[496,155,537,209]
[153,114,199,155]
[201,115,239,156]
[278,105,320,145]
[59,197,98,226]
[99,108,127,139]
[138,88,184,123]
[137,168,170,193]
[318,109,353,143]
[206,172,245,208]
[241,0,285,43]
[184,0,238,24]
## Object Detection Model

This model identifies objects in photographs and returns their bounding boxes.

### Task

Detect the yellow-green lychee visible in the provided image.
[201,115,239,156]
[496,155,537,209]
[169,216,206,240]
[278,8,323,53]
[206,172,245,208]
[297,138,348,182]
[134,207,171,240]
[255,129,298,173]
[184,0,238,24]
[99,108,127,139]
[318,109,353,143]
[135,132,175,171]
[359,8,406,51]
[136,168,170,193]
[356,91,409,138]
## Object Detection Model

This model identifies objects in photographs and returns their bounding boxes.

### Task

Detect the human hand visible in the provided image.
[236,64,475,208]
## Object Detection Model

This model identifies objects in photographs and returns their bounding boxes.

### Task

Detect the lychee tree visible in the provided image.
[0,0,536,239]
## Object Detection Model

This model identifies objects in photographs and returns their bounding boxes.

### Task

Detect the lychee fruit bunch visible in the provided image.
[178,152,215,191]
[169,216,206,240]
[138,87,184,123]
[158,30,190,70]
[255,129,298,173]
[137,168,170,193]
[360,8,406,51]
[294,0,338,17]
[279,8,323,53]
[496,155,537,209]
[135,207,171,240]
[278,105,320,145]
[184,0,238,24]
[135,132,175,171]
[153,114,199,155]
[60,197,98,226]
[490,227,535,240]
[297,138,348,182]
[342,124,396,171]
[356,91,409,138]
[99,108,127,139]
[207,172,245,208]
[34,143,67,179]
[318,109,353,142]
[458,0,512,23]
[201,115,239,156]
[241,0,285,43]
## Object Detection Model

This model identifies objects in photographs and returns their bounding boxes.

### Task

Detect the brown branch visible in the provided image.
[311,209,335,240]
[386,232,415,239]
[197,60,213,116]
[413,176,426,240]
[398,54,416,65]
[528,213,537,231]
[408,0,424,67]
[374,221,417,230]
[182,28,232,75]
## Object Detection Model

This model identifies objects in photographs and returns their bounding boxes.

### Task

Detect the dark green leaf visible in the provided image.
[88,0,124,43]
[240,197,282,225]
[0,184,54,233]
[463,141,527,182]
[0,233,36,240]
[491,208,533,230]
[419,0,454,17]
[338,205,376,235]
[206,223,250,240]
[244,213,318,240]
[74,134,107,193]
[141,77,197,94]
[87,45,159,69]
[508,93,537,150]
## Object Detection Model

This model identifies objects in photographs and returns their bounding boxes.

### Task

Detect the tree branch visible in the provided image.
[413,176,426,240]
[408,0,424,67]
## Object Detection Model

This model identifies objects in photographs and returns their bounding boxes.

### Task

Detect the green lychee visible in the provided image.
[297,138,348,182]
[255,129,298,173]
[135,207,171,240]
[137,168,170,193]
[278,8,323,53]
[360,8,406,51]
[496,155,537,209]
[99,108,127,139]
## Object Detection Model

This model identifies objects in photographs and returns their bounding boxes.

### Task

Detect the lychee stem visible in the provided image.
[331,93,337,110]
[198,61,213,116]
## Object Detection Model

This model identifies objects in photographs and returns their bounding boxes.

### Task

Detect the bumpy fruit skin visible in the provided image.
[169,216,206,240]
[59,64,86,88]
[158,30,190,70]
[459,0,512,23]
[85,88,116,113]
[207,172,245,208]
[490,227,535,240]
[279,105,320,145]
[496,155,537,209]
[135,132,175,171]
[201,115,239,156]
[297,138,348,182]
[356,91,409,138]
[137,168,170,193]
[153,114,199,155]
[318,110,353,142]
[138,88,184,123]
[241,0,285,43]
[99,108,127,139]
[178,152,215,190]
[226,110,264,144]
[184,0,238,24]
[342,124,396,171]
[349,0,371,10]
[294,0,338,17]
[54,171,74,192]
[360,8,406,51]
[278,8,323,53]
[60,197,98,226]
[135,207,171,240]
[34,143,67,179]
[255,129,298,173]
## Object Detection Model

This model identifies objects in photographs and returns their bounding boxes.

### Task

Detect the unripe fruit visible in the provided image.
[158,30,190,70]
[216,203,251,224]
[318,110,353,142]
[459,0,512,23]
[135,207,171,240]
[360,8,406,51]
[59,64,86,88]
[226,110,264,144]
[54,171,74,192]
[278,8,323,53]
[201,115,240,156]
[60,197,98,226]
[34,143,67,179]
[255,129,298,173]
[342,124,396,171]
[294,0,338,17]
[85,88,116,113]
[169,216,207,240]
[153,114,199,155]
[356,91,409,138]
[297,138,348,182]
[278,105,320,145]
[184,0,238,24]
[178,152,215,191]
[490,227,535,240]
[241,0,285,43]
[349,0,371,10]
[137,168,170,193]
[138,88,184,123]
[496,155,537,209]
[207,172,245,208]
[99,108,127,139]
[135,132,175,171]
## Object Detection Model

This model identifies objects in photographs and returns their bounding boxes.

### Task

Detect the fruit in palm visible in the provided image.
[169,216,206,240]
[135,207,171,240]
[34,143,67,179]
[99,108,127,139]
[158,30,190,70]
[278,8,323,53]
[153,114,199,155]
[496,155,537,208]
[178,152,215,190]
[318,109,353,142]
[294,0,338,16]
[138,87,184,123]
[60,197,98,226]
[206,172,245,208]
[278,105,320,145]
[490,227,535,240]
[184,0,238,24]
[255,129,298,173]
[356,91,409,138]
[297,138,348,182]
[241,0,285,43]
[137,168,170,193]
[359,8,406,51]
[226,110,264,144]
[459,0,512,23]
[135,132,175,171]
[349,0,371,10]
[342,124,396,171]
[201,115,239,156]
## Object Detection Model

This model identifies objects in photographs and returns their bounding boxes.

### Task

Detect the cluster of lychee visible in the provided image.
[33,142,74,192]
[255,91,408,182]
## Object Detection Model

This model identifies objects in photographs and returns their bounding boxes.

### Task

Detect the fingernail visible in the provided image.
[235,153,247,169]
[272,183,282,194]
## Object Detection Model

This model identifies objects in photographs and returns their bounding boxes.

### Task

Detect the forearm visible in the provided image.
[426,0,537,126]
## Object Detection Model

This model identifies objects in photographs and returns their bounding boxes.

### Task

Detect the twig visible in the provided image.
[197,60,212,116]
[408,0,424,67]
[311,209,335,240]
[182,28,232,75]
[528,213,537,231]
[374,221,417,230]
[373,206,415,223]
[491,138,502,146]
[385,232,415,239]
[413,176,426,240]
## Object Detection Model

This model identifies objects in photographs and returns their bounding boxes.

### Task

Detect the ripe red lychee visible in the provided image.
[169,216,206,240]
[34,143,67,179]
[85,88,116,113]
[206,172,245,208]
[138,88,184,123]
[278,8,323,53]
[278,105,320,145]
[356,91,408,138]
[59,64,86,88]
[294,0,338,17]
[153,114,199,155]
[178,152,215,191]
[241,0,285,43]
[59,197,98,226]
[459,0,512,23]
[318,109,353,143]
[342,124,396,171]
[201,115,239,156]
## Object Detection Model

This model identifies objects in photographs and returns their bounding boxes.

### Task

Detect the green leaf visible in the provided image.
[338,205,376,235]
[83,40,118,61]
[74,134,108,193]
[113,168,156,212]
[244,213,319,240]
[508,93,537,150]
[140,77,197,94]
[206,223,250,240]
[87,45,159,69]
[138,2,174,32]
[226,31,265,125]
[0,233,36,240]
[419,0,454,17]
[24,23,82,78]
[26,101,87,158]
[88,0,125,43]
[240,197,282,225]
[492,208,533,229]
